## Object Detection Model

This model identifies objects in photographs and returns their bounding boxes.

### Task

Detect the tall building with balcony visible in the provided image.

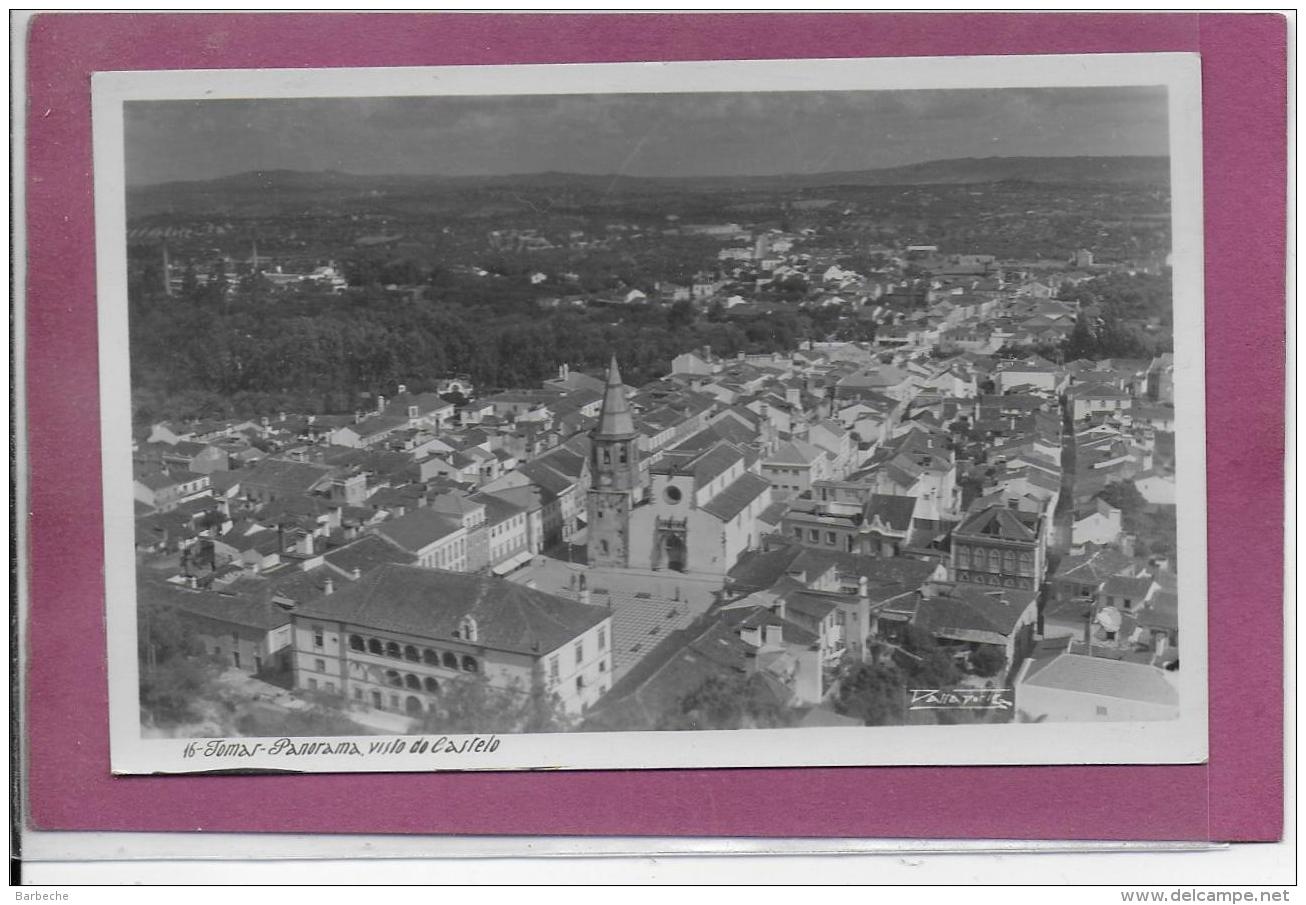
[950,503,1046,591]
[290,563,613,717]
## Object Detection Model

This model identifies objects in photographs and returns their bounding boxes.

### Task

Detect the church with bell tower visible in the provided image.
[586,357,642,568]
[584,355,771,576]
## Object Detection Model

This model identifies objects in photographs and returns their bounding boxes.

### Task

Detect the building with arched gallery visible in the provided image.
[289,563,613,718]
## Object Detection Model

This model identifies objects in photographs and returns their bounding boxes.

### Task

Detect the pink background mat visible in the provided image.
[22,12,1286,841]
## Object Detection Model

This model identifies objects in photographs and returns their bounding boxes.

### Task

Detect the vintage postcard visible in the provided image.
[92,54,1208,774]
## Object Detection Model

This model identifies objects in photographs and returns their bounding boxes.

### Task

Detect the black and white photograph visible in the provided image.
[93,54,1208,773]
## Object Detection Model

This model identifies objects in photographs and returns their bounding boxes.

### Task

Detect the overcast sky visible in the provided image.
[125,86,1168,185]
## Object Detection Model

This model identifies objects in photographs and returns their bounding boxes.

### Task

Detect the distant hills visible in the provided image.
[791,155,1169,187]
[127,155,1169,217]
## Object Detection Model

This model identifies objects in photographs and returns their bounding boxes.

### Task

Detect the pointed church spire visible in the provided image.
[593,356,636,439]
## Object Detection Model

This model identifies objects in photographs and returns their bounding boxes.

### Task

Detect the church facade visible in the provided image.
[628,444,773,576]
[585,357,773,578]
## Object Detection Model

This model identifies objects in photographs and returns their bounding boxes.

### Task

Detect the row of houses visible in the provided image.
[584,329,1179,725]
[137,325,1178,728]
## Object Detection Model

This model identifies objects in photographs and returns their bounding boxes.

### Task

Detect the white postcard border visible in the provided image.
[91,53,1208,775]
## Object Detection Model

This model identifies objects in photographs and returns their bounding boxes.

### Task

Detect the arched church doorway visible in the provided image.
[664,534,687,572]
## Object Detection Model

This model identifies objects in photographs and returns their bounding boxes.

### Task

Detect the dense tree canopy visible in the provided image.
[655,673,796,731]
[417,674,571,735]
[834,662,907,726]
[234,691,376,738]
[129,283,864,424]
[834,625,970,726]
[969,644,1007,679]
[1097,480,1178,563]
[137,601,223,727]
[1058,271,1174,360]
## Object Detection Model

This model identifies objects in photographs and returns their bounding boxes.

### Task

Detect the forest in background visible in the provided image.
[128,267,1173,427]
[127,287,863,425]
[125,162,1173,426]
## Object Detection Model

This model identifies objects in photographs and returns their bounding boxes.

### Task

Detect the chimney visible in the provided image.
[296,533,314,556]
[769,596,786,621]
[394,505,406,518]
[851,576,873,661]
[921,579,954,600]
[579,586,591,606]
[459,615,479,643]
[376,395,386,414]
[397,384,408,395]
[323,576,334,595]
[762,623,784,649]
[351,567,362,580]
